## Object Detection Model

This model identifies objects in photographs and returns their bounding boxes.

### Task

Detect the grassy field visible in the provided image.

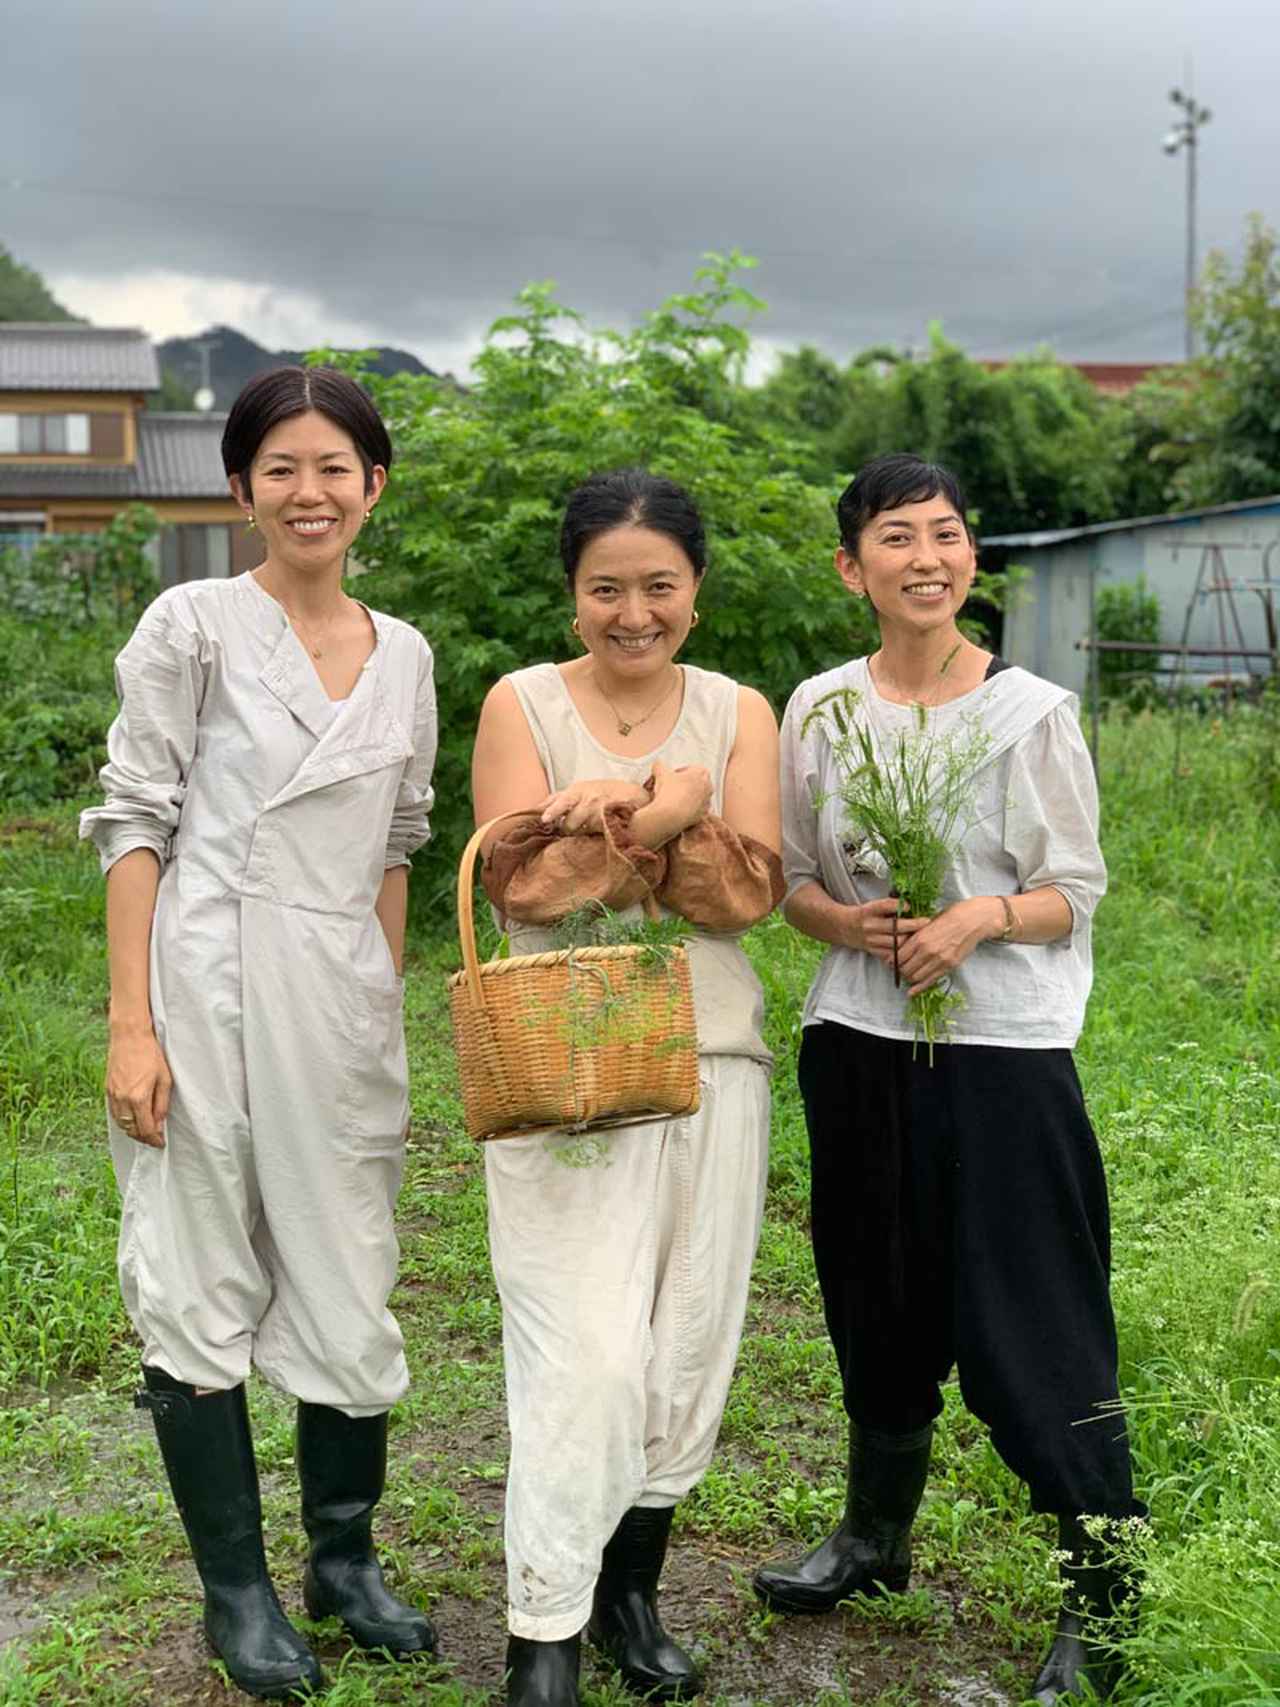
[1,706,1278,1706]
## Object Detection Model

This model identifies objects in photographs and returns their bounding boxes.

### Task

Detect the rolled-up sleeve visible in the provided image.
[780,684,824,901]
[1003,700,1106,945]
[384,638,438,868]
[78,601,206,875]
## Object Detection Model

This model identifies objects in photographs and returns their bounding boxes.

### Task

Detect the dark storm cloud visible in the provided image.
[3,0,1277,364]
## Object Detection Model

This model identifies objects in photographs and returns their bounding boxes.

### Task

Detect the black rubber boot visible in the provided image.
[752,1421,933,1614]
[587,1505,701,1700]
[136,1367,323,1700]
[1031,1513,1142,1704]
[505,1632,581,1707]
[296,1402,437,1658]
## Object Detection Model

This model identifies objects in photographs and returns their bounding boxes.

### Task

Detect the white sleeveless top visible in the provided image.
[503,662,771,1067]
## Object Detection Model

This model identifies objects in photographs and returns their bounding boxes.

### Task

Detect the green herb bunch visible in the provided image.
[551,899,691,969]
[803,685,994,1060]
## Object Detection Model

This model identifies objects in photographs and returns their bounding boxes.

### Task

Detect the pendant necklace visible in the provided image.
[593,666,681,737]
[253,571,338,659]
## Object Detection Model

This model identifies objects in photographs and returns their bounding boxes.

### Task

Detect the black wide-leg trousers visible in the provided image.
[800,1020,1135,1518]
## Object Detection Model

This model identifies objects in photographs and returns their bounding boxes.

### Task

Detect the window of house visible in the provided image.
[0,515,48,555]
[0,413,94,454]
[161,524,233,587]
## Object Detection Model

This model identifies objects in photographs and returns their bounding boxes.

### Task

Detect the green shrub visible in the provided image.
[1095,575,1162,703]
[0,616,125,806]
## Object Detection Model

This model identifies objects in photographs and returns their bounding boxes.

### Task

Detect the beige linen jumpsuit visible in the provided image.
[487,662,772,1640]
[80,574,437,1417]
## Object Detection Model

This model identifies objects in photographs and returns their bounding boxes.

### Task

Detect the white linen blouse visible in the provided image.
[780,658,1106,1050]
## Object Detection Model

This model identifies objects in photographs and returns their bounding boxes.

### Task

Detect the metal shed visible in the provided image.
[983,496,1280,695]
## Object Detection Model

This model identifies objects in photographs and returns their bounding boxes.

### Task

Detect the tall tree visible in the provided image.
[825,327,1130,535]
[1126,215,1280,510]
[326,256,880,862]
[0,245,81,322]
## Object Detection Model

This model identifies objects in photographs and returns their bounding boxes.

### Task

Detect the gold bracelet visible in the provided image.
[998,894,1018,942]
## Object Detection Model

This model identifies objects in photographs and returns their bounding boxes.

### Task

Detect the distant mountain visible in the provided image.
[157,325,442,410]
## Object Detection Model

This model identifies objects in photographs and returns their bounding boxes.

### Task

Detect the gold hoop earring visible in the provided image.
[690,609,700,629]
[571,616,582,637]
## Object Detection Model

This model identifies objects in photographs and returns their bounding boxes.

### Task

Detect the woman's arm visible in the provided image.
[894,705,1100,996]
[653,688,784,932]
[783,881,903,967]
[892,889,1072,997]
[722,687,781,853]
[104,848,171,1147]
[375,866,409,976]
[472,678,555,836]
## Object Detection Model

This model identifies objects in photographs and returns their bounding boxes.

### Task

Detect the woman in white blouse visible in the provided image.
[81,368,438,1698]
[752,454,1142,1705]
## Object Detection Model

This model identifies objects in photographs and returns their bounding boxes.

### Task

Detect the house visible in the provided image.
[0,323,260,583]
[983,497,1280,696]
[978,360,1176,396]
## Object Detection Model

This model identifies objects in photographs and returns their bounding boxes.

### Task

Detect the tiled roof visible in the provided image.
[0,414,230,500]
[0,325,160,392]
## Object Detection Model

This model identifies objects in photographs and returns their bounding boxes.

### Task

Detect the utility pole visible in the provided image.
[1163,86,1211,361]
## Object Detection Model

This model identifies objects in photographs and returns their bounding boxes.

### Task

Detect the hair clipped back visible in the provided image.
[836,453,971,552]
[221,366,393,498]
[559,467,707,585]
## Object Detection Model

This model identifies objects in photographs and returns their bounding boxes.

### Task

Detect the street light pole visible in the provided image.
[1163,87,1211,361]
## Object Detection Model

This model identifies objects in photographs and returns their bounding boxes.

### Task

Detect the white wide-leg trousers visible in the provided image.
[484,1055,770,1641]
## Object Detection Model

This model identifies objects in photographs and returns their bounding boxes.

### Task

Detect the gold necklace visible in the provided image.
[870,641,966,708]
[257,574,342,659]
[592,666,681,737]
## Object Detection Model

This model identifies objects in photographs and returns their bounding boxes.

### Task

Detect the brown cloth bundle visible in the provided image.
[482,801,784,932]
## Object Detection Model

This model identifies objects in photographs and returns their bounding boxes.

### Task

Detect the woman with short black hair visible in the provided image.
[472,468,782,1707]
[753,453,1144,1704]
[81,366,438,1697]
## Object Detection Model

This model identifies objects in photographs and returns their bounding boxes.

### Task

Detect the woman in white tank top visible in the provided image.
[471,470,780,1707]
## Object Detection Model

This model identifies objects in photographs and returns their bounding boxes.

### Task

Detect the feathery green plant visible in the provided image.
[802,682,993,1059]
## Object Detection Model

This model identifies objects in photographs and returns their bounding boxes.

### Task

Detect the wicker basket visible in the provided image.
[447,813,701,1142]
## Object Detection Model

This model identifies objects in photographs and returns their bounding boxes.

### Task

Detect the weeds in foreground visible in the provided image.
[1,707,1278,1703]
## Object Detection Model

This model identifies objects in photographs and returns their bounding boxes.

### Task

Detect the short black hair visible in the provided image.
[559,468,707,585]
[836,453,971,553]
[221,366,393,499]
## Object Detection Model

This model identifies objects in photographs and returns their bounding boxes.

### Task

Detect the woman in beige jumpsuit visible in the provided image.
[81,368,438,1698]
[472,469,782,1707]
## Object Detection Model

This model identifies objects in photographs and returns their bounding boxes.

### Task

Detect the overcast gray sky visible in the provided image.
[4,0,1277,376]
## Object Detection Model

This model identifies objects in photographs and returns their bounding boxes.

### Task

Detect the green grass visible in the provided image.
[1,704,1278,1703]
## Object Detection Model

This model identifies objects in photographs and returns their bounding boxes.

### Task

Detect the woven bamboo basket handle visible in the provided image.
[456,811,542,1011]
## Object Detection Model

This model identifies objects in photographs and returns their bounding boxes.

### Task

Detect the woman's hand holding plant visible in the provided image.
[893,897,1002,996]
[841,896,923,967]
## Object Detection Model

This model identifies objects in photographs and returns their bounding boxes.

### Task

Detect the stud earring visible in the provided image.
[571,616,582,637]
[690,609,700,628]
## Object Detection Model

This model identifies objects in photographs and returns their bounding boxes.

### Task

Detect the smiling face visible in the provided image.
[229,409,386,575]
[572,524,700,683]
[836,494,976,634]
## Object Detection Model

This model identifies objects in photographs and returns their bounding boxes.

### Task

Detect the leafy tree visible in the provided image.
[1095,577,1162,702]
[755,345,848,436]
[0,244,81,322]
[824,326,1131,535]
[320,256,882,868]
[148,369,198,411]
[0,504,159,626]
[1125,216,1280,510]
